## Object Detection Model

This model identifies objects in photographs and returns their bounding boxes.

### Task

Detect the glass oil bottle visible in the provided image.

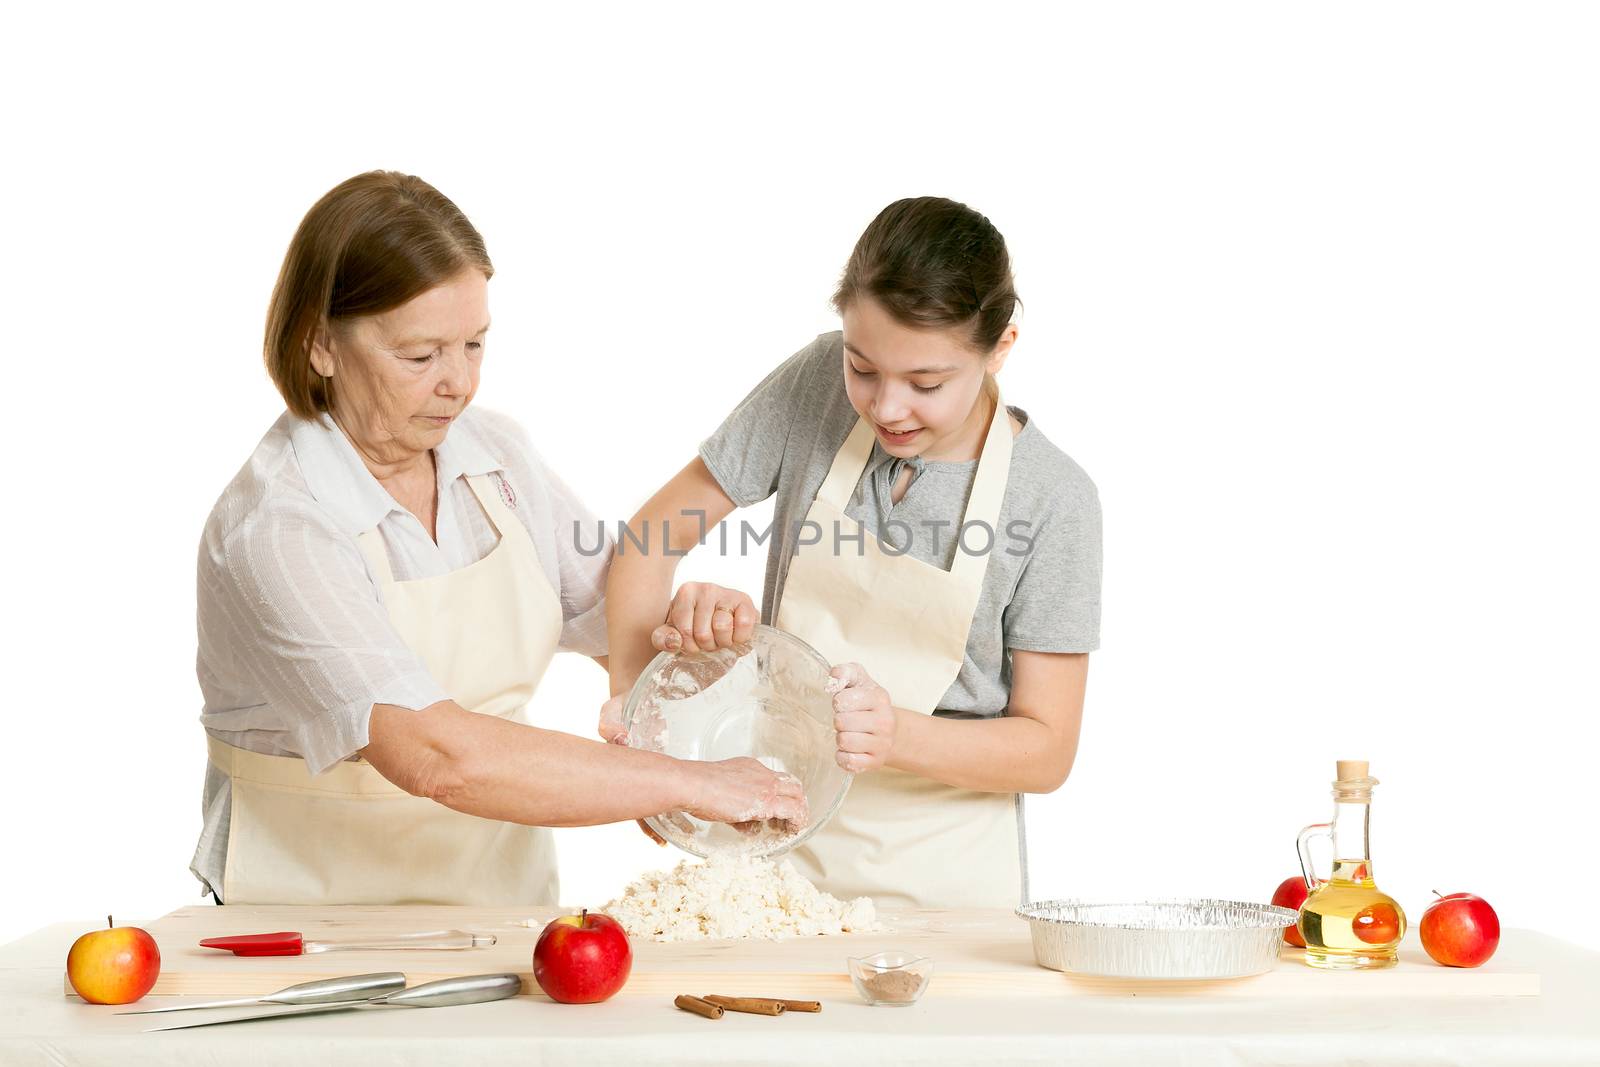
[1295,760,1407,969]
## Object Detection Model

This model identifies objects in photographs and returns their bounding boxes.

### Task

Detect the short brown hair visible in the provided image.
[832,197,1019,352]
[264,171,493,418]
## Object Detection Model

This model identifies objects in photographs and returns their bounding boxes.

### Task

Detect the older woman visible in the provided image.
[189,171,803,906]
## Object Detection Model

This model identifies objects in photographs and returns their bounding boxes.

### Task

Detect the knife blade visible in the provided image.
[116,972,406,1015]
[143,973,523,1032]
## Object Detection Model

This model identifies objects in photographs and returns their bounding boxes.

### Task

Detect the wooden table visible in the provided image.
[99,903,1541,999]
[3,907,1595,1066]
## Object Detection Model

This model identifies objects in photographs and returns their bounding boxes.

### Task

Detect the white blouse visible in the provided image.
[189,406,613,898]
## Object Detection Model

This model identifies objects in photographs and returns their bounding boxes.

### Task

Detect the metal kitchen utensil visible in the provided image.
[144,973,523,1031]
[198,929,497,956]
[116,972,406,1015]
[621,624,851,858]
[1016,899,1299,979]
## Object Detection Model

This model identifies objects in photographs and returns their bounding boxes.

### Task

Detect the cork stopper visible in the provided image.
[1332,760,1378,803]
[1336,760,1369,781]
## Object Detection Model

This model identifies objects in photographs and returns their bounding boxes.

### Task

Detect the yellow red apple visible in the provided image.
[1352,902,1402,945]
[532,909,632,1004]
[66,915,160,1004]
[1271,876,1310,947]
[1420,891,1500,967]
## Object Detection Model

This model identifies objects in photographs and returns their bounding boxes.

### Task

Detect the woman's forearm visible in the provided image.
[367,701,699,825]
[885,708,1079,794]
[444,713,702,825]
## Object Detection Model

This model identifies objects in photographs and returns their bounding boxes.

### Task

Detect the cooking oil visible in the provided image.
[1295,762,1406,969]
[1297,859,1406,968]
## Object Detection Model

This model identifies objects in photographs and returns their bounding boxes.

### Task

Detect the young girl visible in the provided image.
[605,197,1101,908]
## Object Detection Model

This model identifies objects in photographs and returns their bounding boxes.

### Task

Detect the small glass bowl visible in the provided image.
[847,951,934,1006]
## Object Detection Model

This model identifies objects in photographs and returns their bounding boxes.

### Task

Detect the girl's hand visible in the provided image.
[598,693,627,744]
[828,662,896,773]
[653,582,758,653]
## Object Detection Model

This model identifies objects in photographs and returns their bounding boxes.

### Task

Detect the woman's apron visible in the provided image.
[776,382,1024,908]
[206,473,565,905]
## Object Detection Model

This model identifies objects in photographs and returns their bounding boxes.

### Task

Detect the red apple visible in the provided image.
[533,909,632,1003]
[66,915,160,1005]
[1271,876,1310,947]
[1419,891,1500,967]
[1352,902,1402,945]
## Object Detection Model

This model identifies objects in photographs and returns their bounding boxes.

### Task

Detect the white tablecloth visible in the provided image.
[4,920,1596,1066]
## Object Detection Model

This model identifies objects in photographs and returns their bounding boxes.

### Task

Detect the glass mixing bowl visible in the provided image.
[620,624,851,858]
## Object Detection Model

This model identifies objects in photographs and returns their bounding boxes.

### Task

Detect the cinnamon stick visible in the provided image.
[702,994,786,1016]
[775,998,822,1013]
[675,994,724,1019]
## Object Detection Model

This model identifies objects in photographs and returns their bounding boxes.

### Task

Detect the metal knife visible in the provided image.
[116,971,406,1015]
[144,973,523,1031]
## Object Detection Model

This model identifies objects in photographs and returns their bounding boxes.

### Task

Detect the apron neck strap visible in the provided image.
[949,378,1013,587]
[815,420,879,512]
[356,528,395,584]
[464,473,514,539]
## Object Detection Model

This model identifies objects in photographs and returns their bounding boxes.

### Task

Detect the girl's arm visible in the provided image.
[605,457,750,695]
[832,651,1088,793]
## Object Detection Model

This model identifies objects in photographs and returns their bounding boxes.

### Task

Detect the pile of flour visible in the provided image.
[603,853,879,942]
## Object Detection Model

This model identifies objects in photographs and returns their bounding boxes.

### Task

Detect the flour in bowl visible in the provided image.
[603,853,880,942]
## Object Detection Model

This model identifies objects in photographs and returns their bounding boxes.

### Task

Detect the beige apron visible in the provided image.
[207,473,565,906]
[777,382,1024,909]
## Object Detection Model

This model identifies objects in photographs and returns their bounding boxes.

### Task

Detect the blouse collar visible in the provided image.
[288,410,504,536]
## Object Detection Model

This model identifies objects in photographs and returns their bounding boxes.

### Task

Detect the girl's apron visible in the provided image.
[776,383,1024,908]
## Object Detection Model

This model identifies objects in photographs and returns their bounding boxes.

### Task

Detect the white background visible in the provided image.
[2,2,1596,953]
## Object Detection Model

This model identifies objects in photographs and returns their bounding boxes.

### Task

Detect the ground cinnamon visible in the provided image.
[861,969,922,1002]
[674,994,724,1019]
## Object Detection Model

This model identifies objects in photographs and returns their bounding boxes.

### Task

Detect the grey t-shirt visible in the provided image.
[699,331,1102,719]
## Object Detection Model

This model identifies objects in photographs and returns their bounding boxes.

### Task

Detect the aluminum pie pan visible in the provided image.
[1016,898,1298,980]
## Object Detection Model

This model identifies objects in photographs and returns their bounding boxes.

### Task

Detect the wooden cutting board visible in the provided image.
[70,905,1538,999]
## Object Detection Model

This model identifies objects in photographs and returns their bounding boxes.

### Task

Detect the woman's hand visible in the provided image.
[652,582,758,654]
[683,758,809,828]
[828,662,897,773]
[601,694,806,838]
